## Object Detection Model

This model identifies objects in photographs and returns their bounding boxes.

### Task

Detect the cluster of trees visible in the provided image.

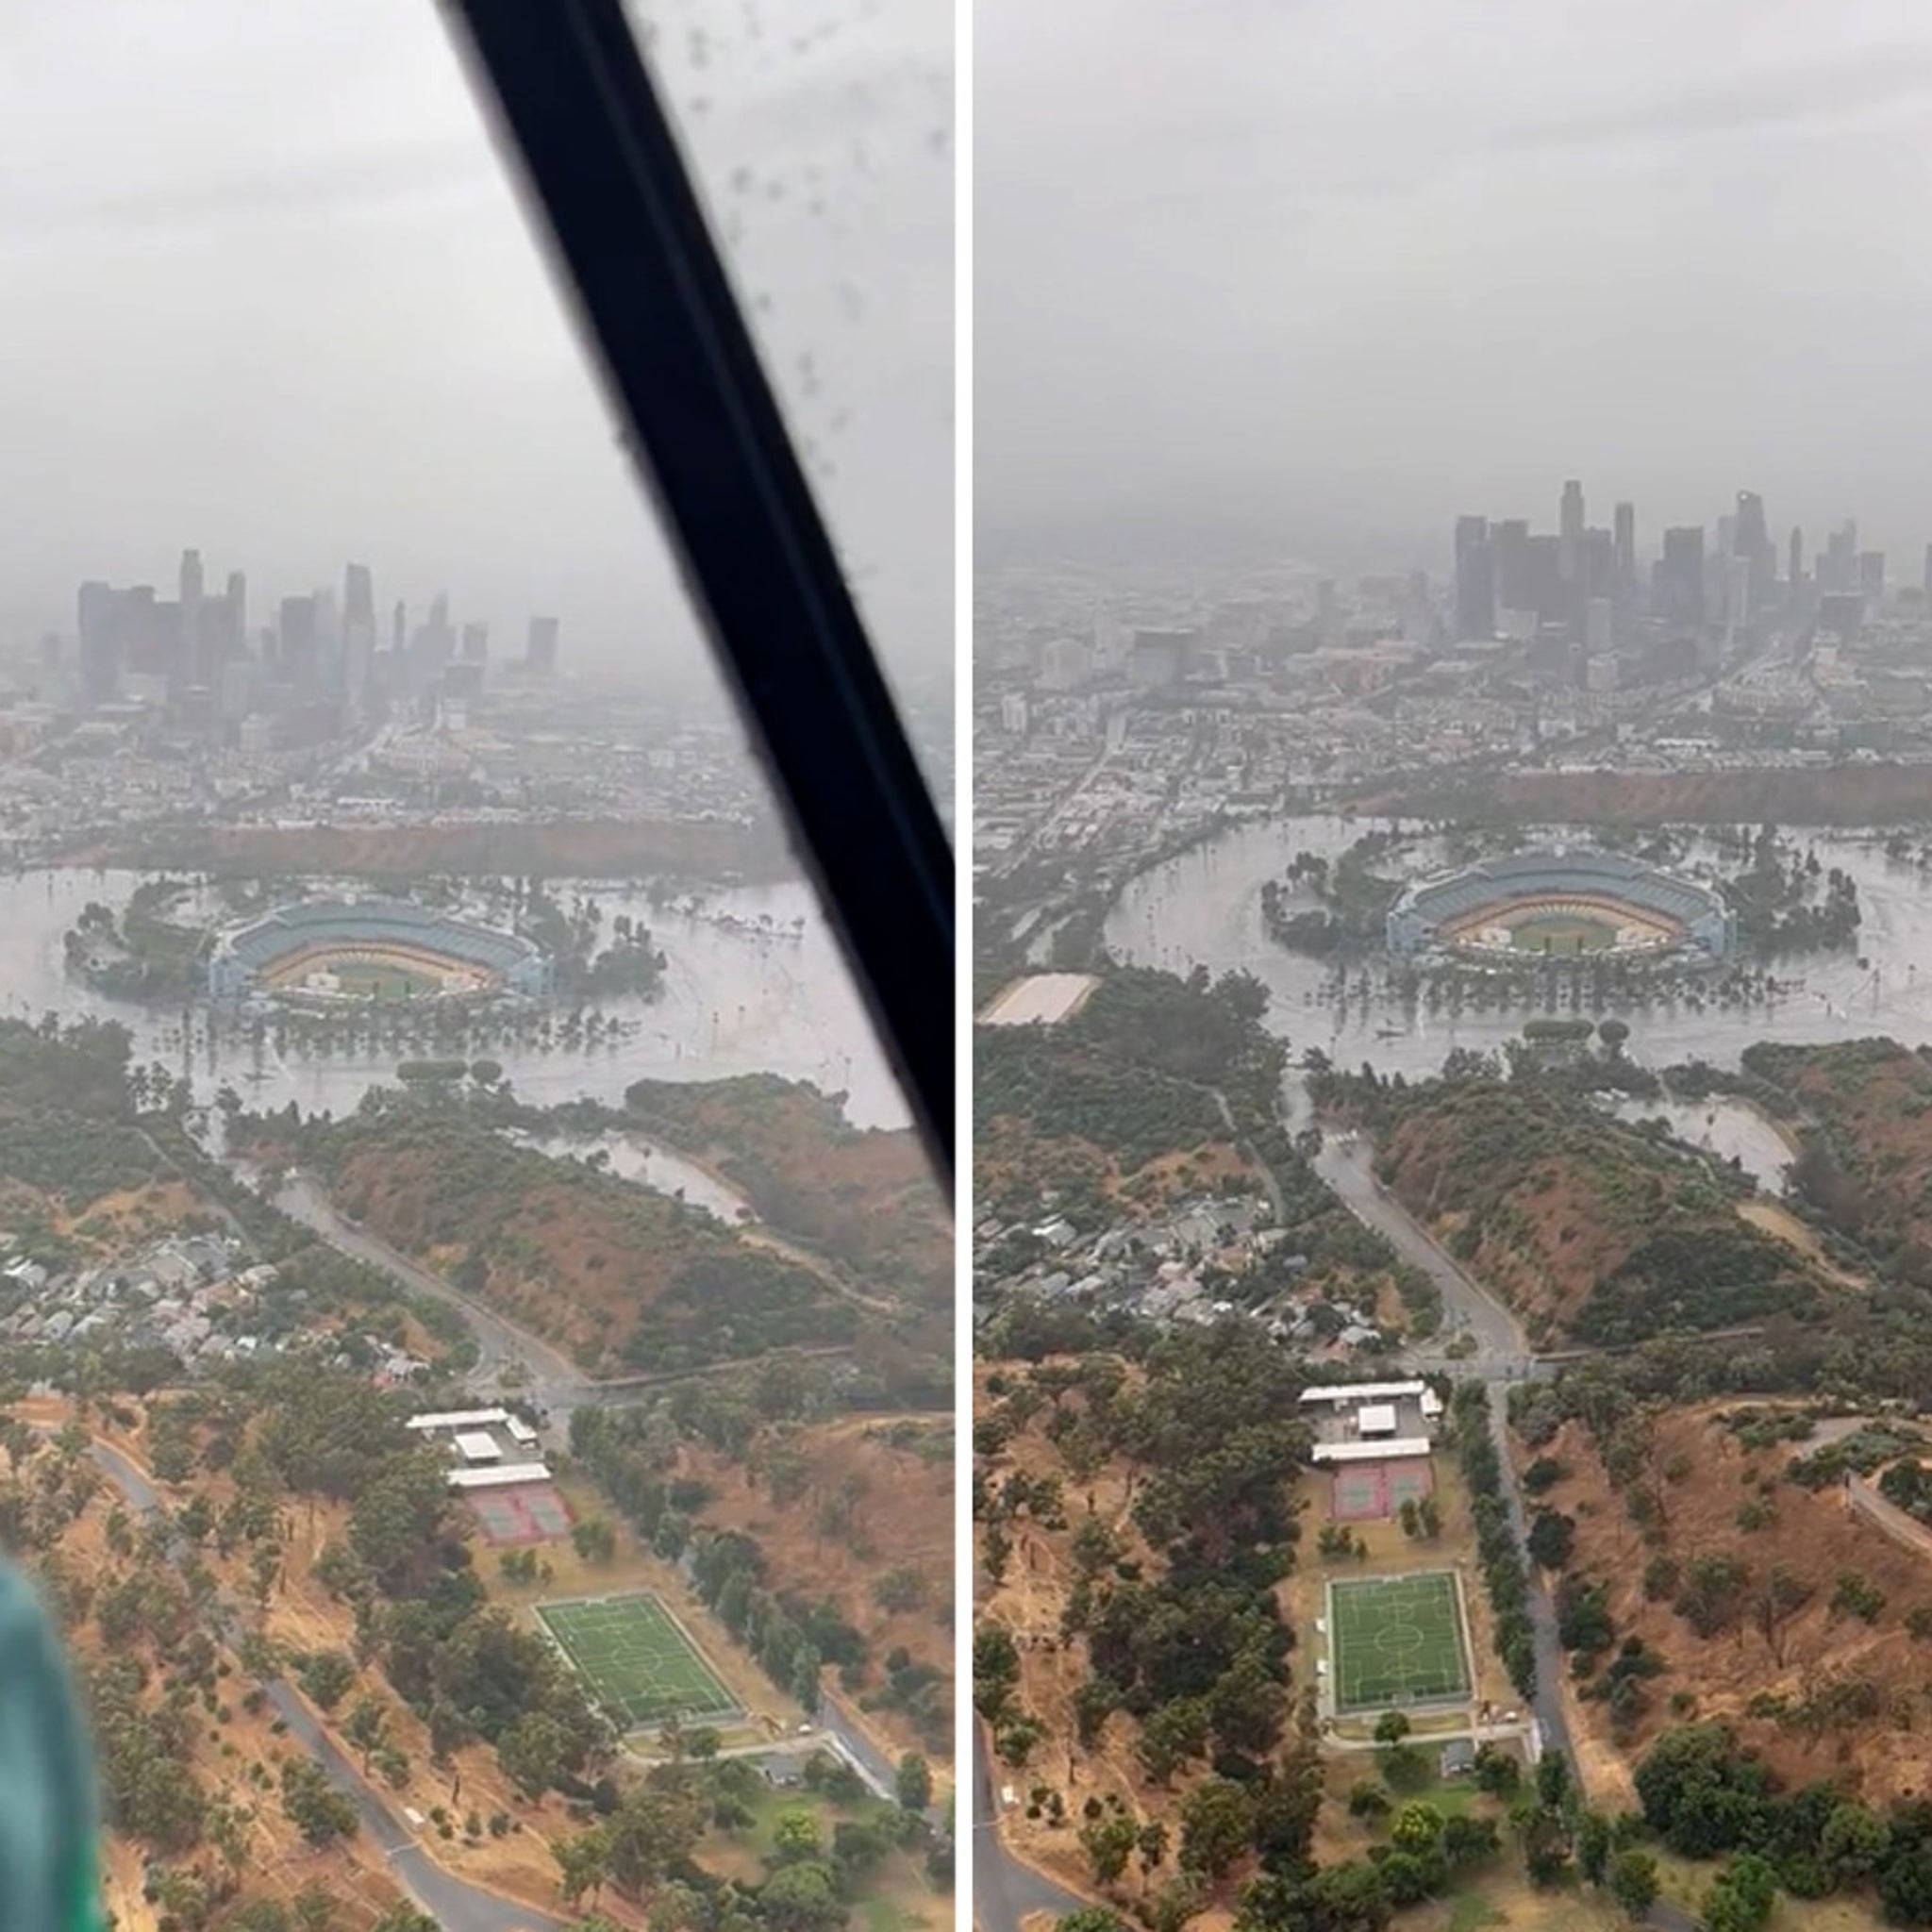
[976,1328,1323,1890]
[555,1742,947,1923]
[1310,1067,1824,1348]
[609,1074,951,1312]
[241,1095,856,1373]
[1448,1384,1536,1699]
[63,879,208,1001]
[1718,827,1862,957]
[1636,1724,1932,1920]
[569,1391,953,1755]
[520,883,668,1001]
[1258,836,1404,960]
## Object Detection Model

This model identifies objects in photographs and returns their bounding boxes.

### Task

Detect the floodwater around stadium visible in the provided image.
[1104,812,1932,1087]
[0,868,903,1128]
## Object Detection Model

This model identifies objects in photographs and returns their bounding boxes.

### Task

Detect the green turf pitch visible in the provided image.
[1507,913,1616,953]
[326,958,441,999]
[536,1594,740,1729]
[1329,1572,1473,1714]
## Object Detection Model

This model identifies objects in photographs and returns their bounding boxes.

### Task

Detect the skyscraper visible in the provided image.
[525,616,559,675]
[1558,479,1585,583]
[178,548,204,691]
[1454,515,1494,640]
[1491,520,1531,614]
[1658,525,1706,628]
[1613,502,1636,592]
[1859,551,1886,598]
[1789,528,1804,588]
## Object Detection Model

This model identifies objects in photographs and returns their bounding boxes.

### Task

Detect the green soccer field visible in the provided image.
[536,1594,741,1730]
[1329,1572,1473,1714]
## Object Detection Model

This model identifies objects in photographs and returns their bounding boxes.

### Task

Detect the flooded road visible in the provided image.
[0,869,901,1126]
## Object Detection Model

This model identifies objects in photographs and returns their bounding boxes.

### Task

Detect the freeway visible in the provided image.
[86,1436,568,1932]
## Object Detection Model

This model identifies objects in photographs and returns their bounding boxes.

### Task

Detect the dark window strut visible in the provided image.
[441,0,954,1180]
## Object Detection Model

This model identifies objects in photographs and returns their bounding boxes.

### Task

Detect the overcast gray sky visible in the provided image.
[0,0,950,687]
[977,0,1932,572]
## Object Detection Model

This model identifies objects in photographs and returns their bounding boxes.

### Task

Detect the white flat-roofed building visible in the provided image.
[449,1461,551,1490]
[407,1407,511,1434]
[1311,1438,1431,1465]
[1357,1404,1398,1439]
[454,1431,502,1465]
[1299,1381,1427,1407]
[504,1416,538,1444]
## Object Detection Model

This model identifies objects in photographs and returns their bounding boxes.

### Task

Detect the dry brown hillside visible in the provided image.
[1370,1080,1831,1347]
[681,1414,954,1764]
[1518,1403,1932,1809]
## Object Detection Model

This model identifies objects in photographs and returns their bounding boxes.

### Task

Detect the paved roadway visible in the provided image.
[276,1168,900,1823]
[973,1723,1090,1932]
[1311,1135,1529,1369]
[87,1436,566,1932]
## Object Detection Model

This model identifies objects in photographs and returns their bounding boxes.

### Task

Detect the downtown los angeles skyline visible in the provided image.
[0,0,952,691]
[976,0,1932,570]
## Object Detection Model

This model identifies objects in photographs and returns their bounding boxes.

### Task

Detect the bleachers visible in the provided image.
[1388,849,1732,959]
[209,898,553,998]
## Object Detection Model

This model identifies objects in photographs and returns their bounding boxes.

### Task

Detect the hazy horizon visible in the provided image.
[977,0,1932,577]
[0,0,951,691]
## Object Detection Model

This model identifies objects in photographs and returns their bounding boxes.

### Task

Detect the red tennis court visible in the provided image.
[466,1481,575,1547]
[1330,1457,1434,1523]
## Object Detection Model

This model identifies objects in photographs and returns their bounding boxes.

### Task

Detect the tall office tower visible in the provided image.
[1613,501,1636,591]
[1659,525,1707,627]
[1735,490,1775,607]
[1559,479,1585,583]
[392,601,407,655]
[343,563,375,635]
[178,548,204,691]
[279,594,320,694]
[1491,519,1531,613]
[526,615,559,675]
[1582,527,1616,598]
[1584,595,1615,657]
[460,622,489,663]
[225,573,246,660]
[77,580,122,704]
[1790,527,1805,588]
[1859,551,1887,598]
[1734,491,1767,558]
[1454,514,1495,640]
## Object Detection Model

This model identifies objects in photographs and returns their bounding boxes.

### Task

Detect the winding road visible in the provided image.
[86,1436,567,1932]
[973,1723,1089,1932]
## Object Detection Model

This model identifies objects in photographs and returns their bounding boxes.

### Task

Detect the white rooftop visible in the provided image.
[454,1431,502,1463]
[977,974,1101,1026]
[1357,1404,1399,1437]
[408,1407,510,1433]
[449,1461,551,1490]
[1311,1438,1432,1465]
[1300,1381,1426,1406]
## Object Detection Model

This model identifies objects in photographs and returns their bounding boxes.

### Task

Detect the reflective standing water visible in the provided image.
[0,868,901,1128]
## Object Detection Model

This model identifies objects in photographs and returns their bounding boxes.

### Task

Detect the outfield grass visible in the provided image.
[536,1592,739,1729]
[1507,914,1617,952]
[1329,1571,1472,1714]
